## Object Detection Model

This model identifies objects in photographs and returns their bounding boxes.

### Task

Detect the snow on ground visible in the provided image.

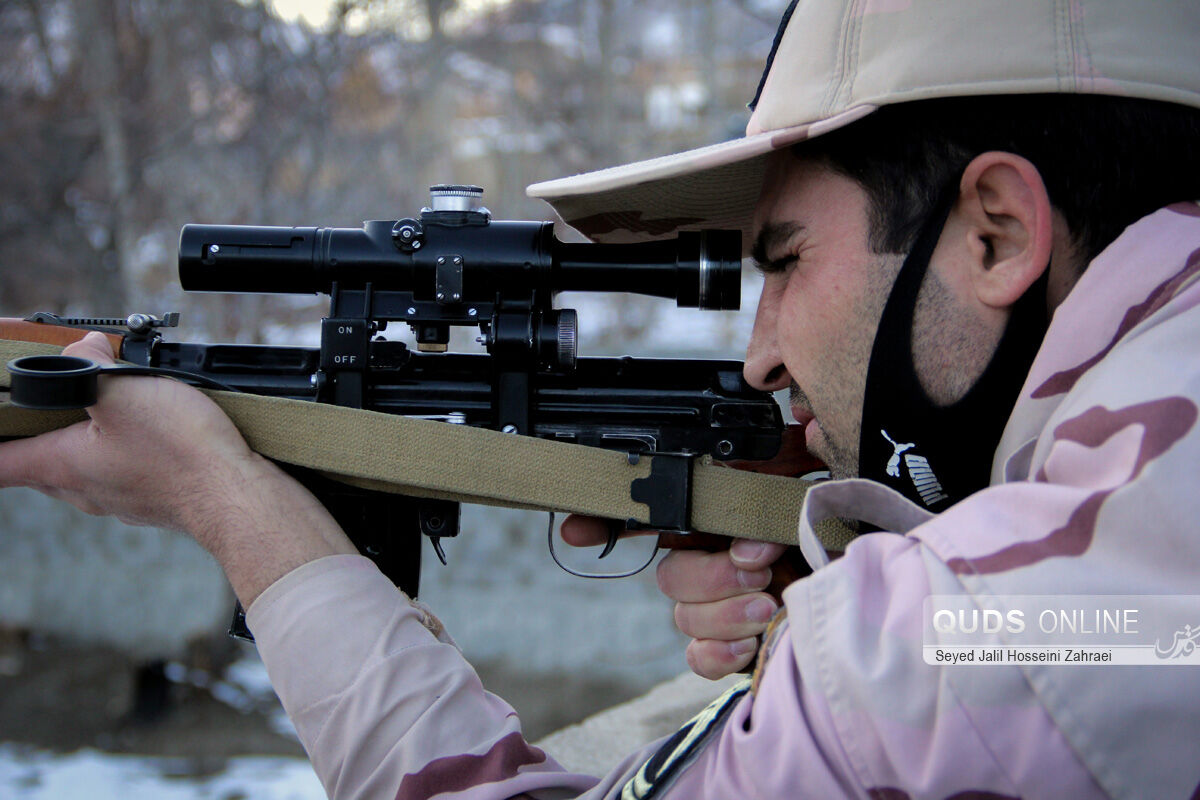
[0,652,315,797]
[0,745,324,799]
[165,654,300,741]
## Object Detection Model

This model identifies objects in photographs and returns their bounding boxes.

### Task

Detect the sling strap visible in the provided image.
[0,338,857,551]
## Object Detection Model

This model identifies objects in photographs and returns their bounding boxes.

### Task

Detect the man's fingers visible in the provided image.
[673,592,778,642]
[728,539,788,570]
[656,548,771,603]
[685,637,760,680]
[61,331,118,364]
[0,332,111,495]
[0,422,86,489]
[559,514,658,547]
[558,514,613,547]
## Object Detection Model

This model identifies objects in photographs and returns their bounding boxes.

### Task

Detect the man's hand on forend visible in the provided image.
[0,331,357,606]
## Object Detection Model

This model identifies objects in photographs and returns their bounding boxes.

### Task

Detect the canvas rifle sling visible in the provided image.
[0,338,856,551]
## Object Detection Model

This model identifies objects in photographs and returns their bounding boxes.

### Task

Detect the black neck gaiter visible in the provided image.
[857,196,1050,512]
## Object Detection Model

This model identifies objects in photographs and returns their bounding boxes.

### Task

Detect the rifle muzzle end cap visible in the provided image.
[7,355,101,410]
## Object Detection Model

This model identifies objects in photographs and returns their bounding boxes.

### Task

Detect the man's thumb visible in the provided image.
[61,331,118,365]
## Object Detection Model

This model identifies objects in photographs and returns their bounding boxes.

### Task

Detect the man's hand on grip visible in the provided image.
[560,514,794,680]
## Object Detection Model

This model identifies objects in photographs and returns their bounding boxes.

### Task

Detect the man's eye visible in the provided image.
[757,255,796,275]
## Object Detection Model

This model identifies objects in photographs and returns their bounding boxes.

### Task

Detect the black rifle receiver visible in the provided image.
[36,186,785,638]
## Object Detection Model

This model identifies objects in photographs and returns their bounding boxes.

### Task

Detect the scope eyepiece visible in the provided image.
[678,230,741,310]
[549,229,741,310]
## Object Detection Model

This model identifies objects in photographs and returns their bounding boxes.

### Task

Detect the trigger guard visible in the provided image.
[546,512,659,580]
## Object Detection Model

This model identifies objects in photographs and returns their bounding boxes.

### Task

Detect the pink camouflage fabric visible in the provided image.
[247,202,1200,799]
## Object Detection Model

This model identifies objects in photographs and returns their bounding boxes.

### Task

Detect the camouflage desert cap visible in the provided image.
[527,0,1200,251]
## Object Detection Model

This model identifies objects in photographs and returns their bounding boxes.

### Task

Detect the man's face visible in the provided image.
[744,152,904,479]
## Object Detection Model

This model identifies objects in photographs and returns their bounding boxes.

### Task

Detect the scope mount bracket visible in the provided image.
[434,255,464,306]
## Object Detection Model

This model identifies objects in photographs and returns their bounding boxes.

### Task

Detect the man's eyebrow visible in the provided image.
[750,221,805,271]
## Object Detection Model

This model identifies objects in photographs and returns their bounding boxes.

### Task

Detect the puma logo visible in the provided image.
[880,429,949,506]
[881,429,915,478]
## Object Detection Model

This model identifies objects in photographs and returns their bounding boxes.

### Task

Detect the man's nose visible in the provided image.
[743,291,791,393]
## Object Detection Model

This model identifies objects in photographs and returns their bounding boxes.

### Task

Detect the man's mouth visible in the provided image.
[788,384,822,450]
[790,407,830,473]
[791,406,820,442]
[790,406,813,426]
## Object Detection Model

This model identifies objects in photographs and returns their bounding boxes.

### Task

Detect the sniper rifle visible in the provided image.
[1,185,814,638]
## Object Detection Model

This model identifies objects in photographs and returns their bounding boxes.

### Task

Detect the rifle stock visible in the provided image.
[0,319,122,352]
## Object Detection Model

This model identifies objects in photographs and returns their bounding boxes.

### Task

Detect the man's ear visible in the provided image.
[953,151,1054,309]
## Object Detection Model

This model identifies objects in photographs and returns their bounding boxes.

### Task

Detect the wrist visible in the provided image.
[183,453,358,607]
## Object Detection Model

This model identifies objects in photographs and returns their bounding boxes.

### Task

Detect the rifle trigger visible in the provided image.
[430,537,449,566]
[598,523,620,560]
[546,512,660,580]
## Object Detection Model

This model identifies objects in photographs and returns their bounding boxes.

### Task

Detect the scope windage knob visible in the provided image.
[429,184,485,213]
[557,308,578,370]
[532,309,577,371]
[392,218,424,252]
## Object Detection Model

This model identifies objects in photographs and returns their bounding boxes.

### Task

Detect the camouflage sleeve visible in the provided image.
[246,554,605,800]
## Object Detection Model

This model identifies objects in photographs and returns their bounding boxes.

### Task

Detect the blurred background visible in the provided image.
[0,0,789,795]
